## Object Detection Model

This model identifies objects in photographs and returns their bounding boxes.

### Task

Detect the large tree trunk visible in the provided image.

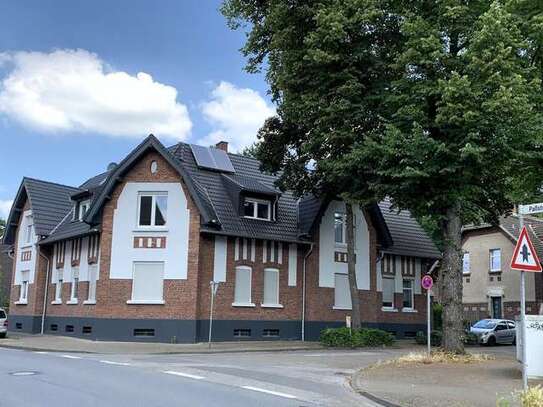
[440,202,465,354]
[346,202,361,329]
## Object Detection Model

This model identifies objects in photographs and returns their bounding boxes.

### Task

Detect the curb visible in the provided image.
[0,342,322,355]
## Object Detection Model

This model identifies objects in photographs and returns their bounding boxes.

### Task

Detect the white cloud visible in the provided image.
[200,81,275,152]
[0,200,13,219]
[0,49,192,139]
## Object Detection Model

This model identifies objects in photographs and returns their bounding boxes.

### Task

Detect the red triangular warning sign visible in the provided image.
[510,226,542,272]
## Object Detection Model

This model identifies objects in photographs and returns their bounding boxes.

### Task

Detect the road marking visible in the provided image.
[59,355,82,359]
[100,360,131,366]
[34,351,49,355]
[163,371,204,380]
[241,386,297,399]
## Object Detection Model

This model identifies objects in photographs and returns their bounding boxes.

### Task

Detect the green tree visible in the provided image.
[223,1,543,352]
[0,218,5,239]
[223,0,402,329]
[240,143,260,159]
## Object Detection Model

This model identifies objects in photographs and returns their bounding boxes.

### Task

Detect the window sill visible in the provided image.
[126,300,165,305]
[67,299,78,305]
[51,300,62,305]
[20,244,33,250]
[83,300,96,305]
[333,306,352,310]
[489,270,502,274]
[243,216,272,222]
[382,307,398,312]
[14,300,28,305]
[261,303,284,309]
[232,302,256,308]
[132,228,169,233]
[402,308,418,313]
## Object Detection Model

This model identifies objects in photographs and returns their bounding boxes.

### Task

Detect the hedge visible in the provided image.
[320,327,394,348]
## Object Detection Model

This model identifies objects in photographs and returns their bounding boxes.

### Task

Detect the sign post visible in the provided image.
[512,204,543,390]
[421,275,434,356]
[208,281,220,349]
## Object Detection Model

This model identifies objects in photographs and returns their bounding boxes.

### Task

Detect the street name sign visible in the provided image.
[510,226,542,272]
[519,203,543,215]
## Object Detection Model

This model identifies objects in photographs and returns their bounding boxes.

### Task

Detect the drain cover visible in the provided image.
[10,371,38,376]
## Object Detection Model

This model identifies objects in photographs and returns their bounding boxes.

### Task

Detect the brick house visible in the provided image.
[3,135,440,342]
[462,216,543,323]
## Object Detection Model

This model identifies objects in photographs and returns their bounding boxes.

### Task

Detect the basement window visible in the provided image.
[82,326,92,335]
[65,325,74,333]
[262,329,280,338]
[50,324,58,331]
[15,323,22,330]
[233,329,251,338]
[133,328,155,337]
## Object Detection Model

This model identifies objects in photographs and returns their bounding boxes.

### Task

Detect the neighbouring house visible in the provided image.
[0,244,13,307]
[462,216,543,323]
[2,135,440,342]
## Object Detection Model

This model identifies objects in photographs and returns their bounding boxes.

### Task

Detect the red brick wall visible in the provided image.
[46,151,202,320]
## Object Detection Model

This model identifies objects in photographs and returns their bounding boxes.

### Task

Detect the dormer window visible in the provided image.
[79,200,90,221]
[243,198,271,221]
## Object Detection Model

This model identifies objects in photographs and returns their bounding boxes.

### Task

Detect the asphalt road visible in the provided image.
[0,347,400,407]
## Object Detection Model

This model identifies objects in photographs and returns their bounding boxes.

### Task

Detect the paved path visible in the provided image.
[0,346,405,406]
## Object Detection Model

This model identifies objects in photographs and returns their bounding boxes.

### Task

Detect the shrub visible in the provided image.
[432,303,443,331]
[320,327,394,348]
[415,330,442,346]
[462,332,479,345]
[519,385,543,407]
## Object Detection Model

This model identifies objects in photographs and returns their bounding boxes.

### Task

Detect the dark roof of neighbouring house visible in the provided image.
[2,178,80,245]
[378,198,441,259]
[464,215,543,261]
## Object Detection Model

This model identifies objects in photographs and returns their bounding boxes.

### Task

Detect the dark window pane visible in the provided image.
[155,195,167,226]
[139,196,152,225]
[244,201,255,217]
[334,213,344,243]
[257,202,269,219]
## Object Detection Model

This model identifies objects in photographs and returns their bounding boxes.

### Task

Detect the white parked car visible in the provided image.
[0,308,7,338]
[470,319,516,345]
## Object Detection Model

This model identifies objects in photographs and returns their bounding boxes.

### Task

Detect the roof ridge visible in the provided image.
[24,177,80,191]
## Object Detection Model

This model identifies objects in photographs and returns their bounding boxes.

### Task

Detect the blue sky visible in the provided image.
[0,0,274,217]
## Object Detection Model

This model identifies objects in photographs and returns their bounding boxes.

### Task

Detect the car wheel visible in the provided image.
[487,336,496,346]
[0,332,6,339]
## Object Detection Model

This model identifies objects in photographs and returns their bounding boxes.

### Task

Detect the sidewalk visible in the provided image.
[351,347,543,407]
[0,333,323,355]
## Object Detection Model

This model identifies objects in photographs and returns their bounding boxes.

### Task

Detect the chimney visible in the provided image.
[215,141,228,152]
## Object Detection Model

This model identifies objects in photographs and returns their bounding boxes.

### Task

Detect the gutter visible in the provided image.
[38,246,50,335]
[301,243,314,342]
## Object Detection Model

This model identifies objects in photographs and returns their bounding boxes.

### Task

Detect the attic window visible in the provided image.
[78,200,90,221]
[243,198,271,221]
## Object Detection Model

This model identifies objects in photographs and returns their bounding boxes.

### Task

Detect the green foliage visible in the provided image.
[240,142,260,159]
[433,303,443,331]
[415,330,443,347]
[320,327,394,348]
[462,332,479,346]
[0,218,5,239]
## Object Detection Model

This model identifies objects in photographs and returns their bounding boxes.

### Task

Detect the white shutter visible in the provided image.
[288,243,297,286]
[263,268,279,305]
[234,266,252,304]
[132,262,164,302]
[88,265,97,302]
[334,274,351,309]
[382,277,395,307]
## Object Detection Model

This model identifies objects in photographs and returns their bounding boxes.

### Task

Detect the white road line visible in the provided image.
[34,351,49,355]
[163,371,204,380]
[241,386,297,399]
[59,355,82,359]
[99,360,131,366]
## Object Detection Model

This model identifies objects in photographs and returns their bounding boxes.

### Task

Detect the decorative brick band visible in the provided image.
[133,236,167,249]
[334,252,356,263]
[21,251,32,261]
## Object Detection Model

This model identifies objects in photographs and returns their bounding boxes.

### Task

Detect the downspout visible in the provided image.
[38,246,50,335]
[301,243,314,342]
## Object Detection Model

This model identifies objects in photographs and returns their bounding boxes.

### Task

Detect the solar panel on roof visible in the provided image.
[190,144,235,173]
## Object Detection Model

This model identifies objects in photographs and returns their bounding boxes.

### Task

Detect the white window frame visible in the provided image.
[334,212,356,246]
[17,272,29,304]
[25,215,33,244]
[262,268,282,308]
[84,265,98,305]
[463,252,470,274]
[381,276,396,311]
[128,261,165,304]
[402,278,415,311]
[489,248,501,272]
[54,278,63,303]
[78,200,90,221]
[333,273,352,310]
[243,198,272,221]
[137,192,168,228]
[232,266,255,307]
[68,269,79,304]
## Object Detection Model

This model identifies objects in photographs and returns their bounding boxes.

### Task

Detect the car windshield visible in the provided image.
[473,320,496,329]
